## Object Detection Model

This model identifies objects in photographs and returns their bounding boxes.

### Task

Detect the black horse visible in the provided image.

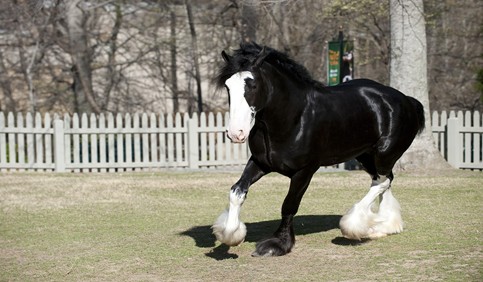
[212,43,424,257]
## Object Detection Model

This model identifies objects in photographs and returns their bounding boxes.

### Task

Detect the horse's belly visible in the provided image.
[316,137,375,165]
[248,124,377,173]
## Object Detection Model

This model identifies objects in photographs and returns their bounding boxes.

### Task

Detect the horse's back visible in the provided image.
[313,79,424,162]
[325,79,423,128]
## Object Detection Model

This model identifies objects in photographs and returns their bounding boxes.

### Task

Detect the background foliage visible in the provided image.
[0,0,481,114]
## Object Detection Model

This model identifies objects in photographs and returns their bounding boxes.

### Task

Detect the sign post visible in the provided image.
[327,31,354,86]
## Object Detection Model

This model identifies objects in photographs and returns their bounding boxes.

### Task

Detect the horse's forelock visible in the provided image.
[215,44,262,89]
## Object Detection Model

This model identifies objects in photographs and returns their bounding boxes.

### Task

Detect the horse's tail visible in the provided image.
[409,97,425,134]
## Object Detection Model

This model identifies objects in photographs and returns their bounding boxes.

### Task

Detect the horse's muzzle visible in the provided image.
[227,129,248,143]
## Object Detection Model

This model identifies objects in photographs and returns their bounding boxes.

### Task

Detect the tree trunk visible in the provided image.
[240,0,258,43]
[0,52,16,112]
[102,1,122,112]
[170,8,179,113]
[185,0,203,113]
[17,38,39,113]
[389,0,450,170]
[66,0,101,114]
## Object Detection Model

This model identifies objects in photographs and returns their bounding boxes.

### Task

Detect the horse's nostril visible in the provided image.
[237,130,245,140]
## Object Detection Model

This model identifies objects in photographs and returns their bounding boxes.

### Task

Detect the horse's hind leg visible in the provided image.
[340,153,403,240]
[368,186,403,238]
[339,175,392,240]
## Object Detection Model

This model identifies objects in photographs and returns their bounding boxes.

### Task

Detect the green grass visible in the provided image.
[0,170,481,281]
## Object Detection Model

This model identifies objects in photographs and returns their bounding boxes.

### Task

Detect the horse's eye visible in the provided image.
[245,78,256,90]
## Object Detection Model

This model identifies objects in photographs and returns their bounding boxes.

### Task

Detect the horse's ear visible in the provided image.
[221,51,232,63]
[254,46,269,67]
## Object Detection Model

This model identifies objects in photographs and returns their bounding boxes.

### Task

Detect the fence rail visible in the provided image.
[431,110,482,169]
[0,111,481,172]
[0,112,250,172]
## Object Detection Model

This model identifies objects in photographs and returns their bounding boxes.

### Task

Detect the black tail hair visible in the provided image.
[410,97,425,134]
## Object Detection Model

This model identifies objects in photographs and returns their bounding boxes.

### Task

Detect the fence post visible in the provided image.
[53,119,66,172]
[446,117,461,168]
[187,117,199,169]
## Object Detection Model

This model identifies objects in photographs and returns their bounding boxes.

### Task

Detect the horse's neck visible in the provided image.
[266,65,308,107]
[259,74,310,135]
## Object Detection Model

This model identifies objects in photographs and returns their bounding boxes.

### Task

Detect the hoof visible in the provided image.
[366,231,388,239]
[366,217,404,239]
[251,237,293,257]
[212,209,247,246]
[212,221,247,246]
[339,206,375,241]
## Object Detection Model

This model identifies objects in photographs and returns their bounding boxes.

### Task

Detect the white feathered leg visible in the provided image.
[339,177,391,240]
[367,188,404,239]
[212,190,247,246]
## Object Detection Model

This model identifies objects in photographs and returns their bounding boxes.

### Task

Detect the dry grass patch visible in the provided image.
[0,170,481,281]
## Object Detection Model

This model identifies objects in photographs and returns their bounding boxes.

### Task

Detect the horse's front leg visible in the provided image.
[212,158,266,246]
[252,167,318,257]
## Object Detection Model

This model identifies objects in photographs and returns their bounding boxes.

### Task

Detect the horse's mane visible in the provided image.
[215,42,325,90]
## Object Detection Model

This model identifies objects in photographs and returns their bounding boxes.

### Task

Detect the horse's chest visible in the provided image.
[249,130,311,173]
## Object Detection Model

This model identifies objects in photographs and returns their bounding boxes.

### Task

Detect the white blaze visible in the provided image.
[225,71,254,143]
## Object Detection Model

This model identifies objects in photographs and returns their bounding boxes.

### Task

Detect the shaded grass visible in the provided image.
[0,170,481,281]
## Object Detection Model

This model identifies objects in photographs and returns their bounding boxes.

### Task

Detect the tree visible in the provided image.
[185,0,203,113]
[169,6,180,113]
[389,0,450,169]
[326,0,391,84]
[65,0,102,114]
[425,0,482,112]
[0,1,479,115]
[477,68,483,102]
[240,0,259,42]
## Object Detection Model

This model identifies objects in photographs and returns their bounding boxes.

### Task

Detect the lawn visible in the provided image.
[0,169,481,281]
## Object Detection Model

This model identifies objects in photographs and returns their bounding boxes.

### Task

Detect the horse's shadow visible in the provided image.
[179,214,363,260]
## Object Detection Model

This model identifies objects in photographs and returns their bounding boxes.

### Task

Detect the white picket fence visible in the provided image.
[0,111,481,172]
[0,112,251,172]
[431,110,482,170]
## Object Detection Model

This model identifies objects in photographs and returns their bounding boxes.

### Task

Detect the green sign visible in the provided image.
[327,41,341,86]
[327,40,354,86]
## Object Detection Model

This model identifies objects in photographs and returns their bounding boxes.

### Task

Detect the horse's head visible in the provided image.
[218,45,270,143]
